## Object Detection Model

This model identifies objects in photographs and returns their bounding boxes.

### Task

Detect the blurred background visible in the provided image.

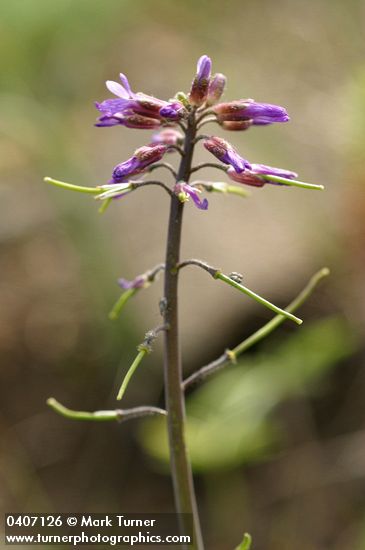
[1,0,365,548]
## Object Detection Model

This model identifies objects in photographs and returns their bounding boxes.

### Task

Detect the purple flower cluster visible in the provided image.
[94,54,302,209]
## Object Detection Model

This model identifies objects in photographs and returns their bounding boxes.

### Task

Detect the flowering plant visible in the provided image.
[45,55,328,550]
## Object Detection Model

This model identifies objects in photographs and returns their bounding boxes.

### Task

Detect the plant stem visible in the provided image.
[262,174,324,190]
[47,398,167,422]
[116,349,148,401]
[183,267,330,390]
[163,111,204,549]
[216,272,303,324]
[44,177,101,194]
[109,288,138,320]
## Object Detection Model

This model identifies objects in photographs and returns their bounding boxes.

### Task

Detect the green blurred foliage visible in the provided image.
[139,318,357,471]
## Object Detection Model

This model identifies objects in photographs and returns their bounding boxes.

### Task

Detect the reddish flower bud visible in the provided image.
[96,113,161,129]
[206,73,226,106]
[150,128,184,148]
[188,55,212,107]
[111,145,167,183]
[204,136,251,173]
[134,144,167,164]
[213,99,289,126]
[220,120,253,131]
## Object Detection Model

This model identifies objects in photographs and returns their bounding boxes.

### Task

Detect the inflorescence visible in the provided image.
[45,54,326,403]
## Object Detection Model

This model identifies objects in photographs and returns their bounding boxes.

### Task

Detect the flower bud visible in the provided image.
[220,120,253,131]
[213,100,289,125]
[206,73,226,106]
[204,136,251,173]
[111,145,167,183]
[159,101,186,120]
[188,55,212,106]
[227,164,297,187]
[96,113,161,129]
[122,115,162,129]
[134,144,167,164]
[150,128,184,147]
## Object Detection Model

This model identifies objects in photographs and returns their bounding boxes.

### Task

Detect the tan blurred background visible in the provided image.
[1,1,365,549]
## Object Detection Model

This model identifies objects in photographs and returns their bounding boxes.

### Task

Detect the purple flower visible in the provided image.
[213,100,289,126]
[174,182,208,210]
[203,136,251,173]
[227,164,298,187]
[197,55,212,80]
[111,144,167,183]
[206,73,227,106]
[159,101,186,120]
[118,275,147,290]
[95,73,184,127]
[189,55,212,106]
[150,128,184,148]
[96,114,161,129]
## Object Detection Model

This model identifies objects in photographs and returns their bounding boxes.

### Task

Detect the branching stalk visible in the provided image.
[183,267,330,390]
[47,398,167,422]
[148,162,177,179]
[190,163,228,174]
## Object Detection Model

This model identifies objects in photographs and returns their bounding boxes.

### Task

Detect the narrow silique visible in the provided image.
[45,55,328,550]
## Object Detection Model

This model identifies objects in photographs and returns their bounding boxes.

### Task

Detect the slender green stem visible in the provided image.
[148,162,177,179]
[233,267,329,355]
[47,398,167,421]
[47,398,120,421]
[116,349,148,401]
[177,259,218,277]
[216,272,303,324]
[44,177,101,194]
[98,197,112,214]
[225,185,251,197]
[183,267,330,390]
[109,289,137,320]
[234,533,252,550]
[195,109,215,124]
[196,116,218,130]
[193,134,210,144]
[191,181,250,198]
[190,162,228,175]
[263,174,325,190]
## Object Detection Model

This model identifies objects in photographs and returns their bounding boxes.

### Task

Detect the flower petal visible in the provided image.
[197,55,212,80]
[119,73,134,97]
[106,80,130,99]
